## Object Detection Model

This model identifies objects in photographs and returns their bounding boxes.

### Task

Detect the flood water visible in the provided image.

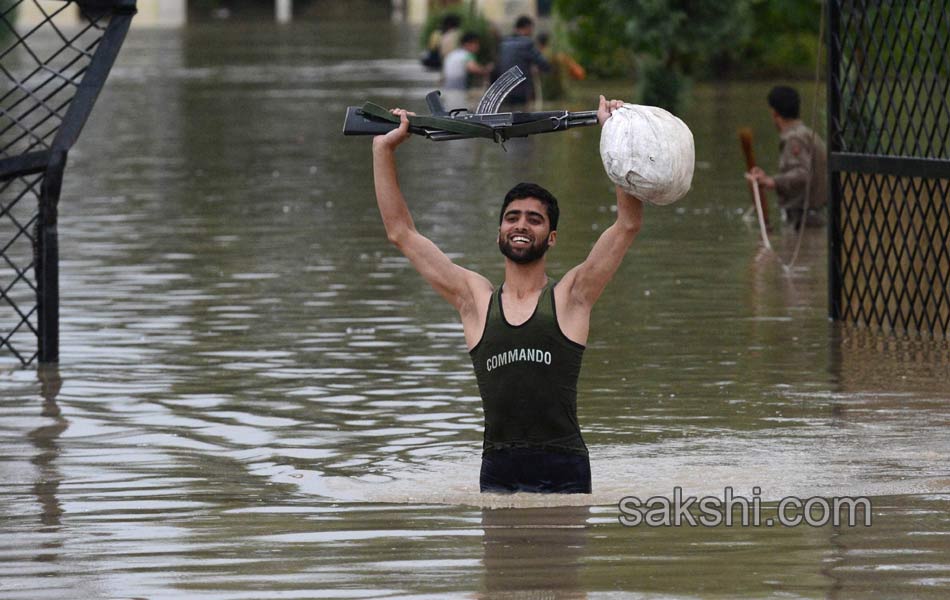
[2,17,949,600]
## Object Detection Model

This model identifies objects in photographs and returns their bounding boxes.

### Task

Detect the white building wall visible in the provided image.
[476,0,536,28]
[406,0,428,24]
[403,0,537,26]
[15,0,186,27]
[16,1,535,29]
[135,0,187,27]
[16,1,80,27]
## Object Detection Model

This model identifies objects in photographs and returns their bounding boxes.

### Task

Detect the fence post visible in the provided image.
[36,152,66,363]
[826,0,842,322]
[0,1,137,366]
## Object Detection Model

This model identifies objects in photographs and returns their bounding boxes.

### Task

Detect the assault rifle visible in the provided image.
[342,67,598,143]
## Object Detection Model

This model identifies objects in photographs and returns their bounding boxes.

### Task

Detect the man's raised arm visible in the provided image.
[561,96,644,310]
[372,109,489,314]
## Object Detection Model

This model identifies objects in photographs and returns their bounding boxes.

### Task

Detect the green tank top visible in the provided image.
[469,280,588,456]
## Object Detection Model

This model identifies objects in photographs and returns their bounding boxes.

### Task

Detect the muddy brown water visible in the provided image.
[1,18,948,600]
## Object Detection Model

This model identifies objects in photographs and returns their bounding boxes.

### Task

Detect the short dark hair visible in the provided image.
[460,32,480,46]
[767,86,800,119]
[500,182,559,231]
[514,15,534,30]
[441,14,461,31]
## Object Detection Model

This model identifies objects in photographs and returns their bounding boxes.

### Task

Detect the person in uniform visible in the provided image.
[750,86,828,228]
[371,96,642,493]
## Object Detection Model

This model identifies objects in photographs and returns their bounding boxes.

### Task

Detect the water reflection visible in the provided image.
[480,506,589,599]
[831,323,950,394]
[746,226,826,313]
[29,366,65,563]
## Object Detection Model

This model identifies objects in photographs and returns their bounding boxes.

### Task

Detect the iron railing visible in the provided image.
[827,0,950,335]
[0,0,135,365]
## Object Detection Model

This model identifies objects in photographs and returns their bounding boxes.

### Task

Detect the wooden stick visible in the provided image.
[745,173,773,251]
[738,127,770,228]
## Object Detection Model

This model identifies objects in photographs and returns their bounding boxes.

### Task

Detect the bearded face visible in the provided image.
[498,233,552,264]
[497,198,556,264]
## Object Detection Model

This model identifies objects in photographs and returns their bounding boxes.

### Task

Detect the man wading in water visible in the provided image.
[372,96,642,493]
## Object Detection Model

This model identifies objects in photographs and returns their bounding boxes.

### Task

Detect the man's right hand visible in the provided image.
[373,109,413,152]
[748,166,776,190]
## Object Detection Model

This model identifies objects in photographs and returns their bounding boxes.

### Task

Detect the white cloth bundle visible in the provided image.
[600,104,695,205]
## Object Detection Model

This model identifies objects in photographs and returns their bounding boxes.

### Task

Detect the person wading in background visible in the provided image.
[749,85,828,228]
[491,15,550,106]
[442,32,493,91]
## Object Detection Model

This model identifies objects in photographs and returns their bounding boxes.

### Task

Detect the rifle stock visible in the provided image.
[342,106,421,136]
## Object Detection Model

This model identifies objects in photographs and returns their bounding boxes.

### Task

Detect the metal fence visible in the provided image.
[0,0,134,365]
[827,0,950,335]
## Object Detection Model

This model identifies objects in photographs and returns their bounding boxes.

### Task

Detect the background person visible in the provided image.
[438,13,463,62]
[442,32,493,91]
[749,85,828,228]
[491,15,551,106]
[421,14,461,70]
[536,32,586,101]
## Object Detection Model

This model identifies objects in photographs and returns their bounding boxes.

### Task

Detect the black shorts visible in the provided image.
[479,448,591,494]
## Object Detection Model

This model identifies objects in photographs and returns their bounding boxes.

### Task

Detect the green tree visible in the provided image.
[0,1,18,48]
[549,0,634,79]
[556,0,753,112]
[740,0,822,77]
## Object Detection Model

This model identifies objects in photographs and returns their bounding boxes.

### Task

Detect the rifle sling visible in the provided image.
[361,102,495,139]
[503,119,560,138]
